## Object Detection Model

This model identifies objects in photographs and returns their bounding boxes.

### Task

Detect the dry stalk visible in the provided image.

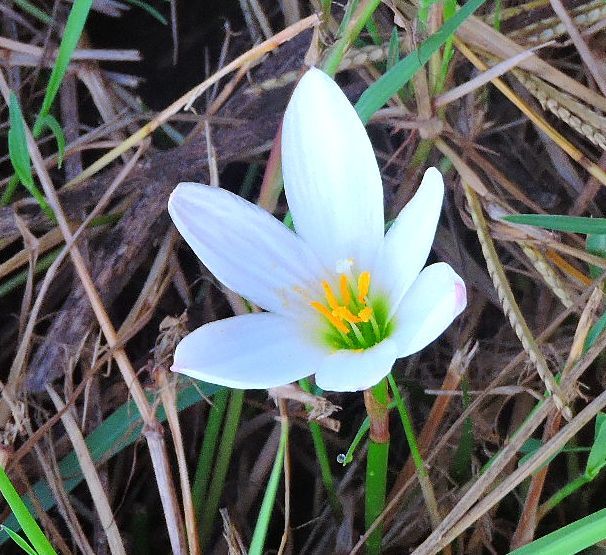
[0,138,146,428]
[511,286,601,547]
[548,0,606,96]
[46,387,126,555]
[412,327,606,555]
[464,183,571,418]
[0,69,188,554]
[519,242,575,308]
[388,342,478,502]
[458,15,606,112]
[63,14,319,188]
[455,38,606,187]
[515,70,606,150]
[155,368,200,555]
[277,398,291,555]
[352,277,602,553]
[508,0,606,43]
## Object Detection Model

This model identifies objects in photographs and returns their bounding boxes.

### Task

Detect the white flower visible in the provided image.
[168,68,466,392]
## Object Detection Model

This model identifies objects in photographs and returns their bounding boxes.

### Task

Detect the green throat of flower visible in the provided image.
[310,271,393,350]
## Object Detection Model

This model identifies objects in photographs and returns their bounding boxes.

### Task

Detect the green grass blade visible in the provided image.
[12,0,52,24]
[124,0,168,24]
[199,389,244,548]
[8,92,34,189]
[509,507,606,554]
[191,387,229,521]
[248,407,288,555]
[299,378,342,516]
[355,0,488,123]
[504,214,606,235]
[0,467,56,555]
[0,526,38,555]
[6,95,54,219]
[0,379,220,544]
[37,115,66,168]
[585,413,606,478]
[32,0,93,137]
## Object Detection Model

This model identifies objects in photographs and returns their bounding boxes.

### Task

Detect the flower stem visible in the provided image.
[364,377,390,555]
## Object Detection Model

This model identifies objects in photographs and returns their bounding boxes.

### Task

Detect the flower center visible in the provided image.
[310,271,391,350]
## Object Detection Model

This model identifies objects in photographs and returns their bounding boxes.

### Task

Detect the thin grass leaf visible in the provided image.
[6,94,54,218]
[386,27,400,71]
[355,0,487,123]
[509,507,606,554]
[586,413,606,478]
[191,387,229,521]
[586,233,606,279]
[8,92,34,189]
[248,407,288,555]
[124,0,168,25]
[0,526,38,555]
[505,214,606,235]
[436,0,457,93]
[0,467,56,555]
[0,379,220,544]
[32,0,94,137]
[12,0,52,24]
[585,310,606,352]
[37,115,66,168]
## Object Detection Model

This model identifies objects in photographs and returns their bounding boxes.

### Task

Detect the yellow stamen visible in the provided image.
[358,306,373,322]
[333,306,361,324]
[321,280,339,310]
[310,301,349,334]
[357,271,371,302]
[339,274,351,305]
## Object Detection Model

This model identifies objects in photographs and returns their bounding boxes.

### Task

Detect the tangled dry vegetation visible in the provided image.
[2,0,606,553]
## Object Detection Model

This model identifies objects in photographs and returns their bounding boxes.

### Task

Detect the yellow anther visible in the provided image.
[311,301,349,334]
[333,306,361,324]
[358,306,373,322]
[357,271,371,302]
[339,274,351,305]
[321,280,339,310]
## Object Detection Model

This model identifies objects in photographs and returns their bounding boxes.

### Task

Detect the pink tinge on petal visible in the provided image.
[454,280,467,314]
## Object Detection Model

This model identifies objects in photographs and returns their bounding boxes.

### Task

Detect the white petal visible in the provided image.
[172,313,326,389]
[169,183,325,317]
[390,263,466,358]
[282,67,384,274]
[374,167,444,314]
[314,339,398,392]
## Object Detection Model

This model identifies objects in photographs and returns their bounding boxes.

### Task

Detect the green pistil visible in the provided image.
[321,294,392,351]
[350,322,368,347]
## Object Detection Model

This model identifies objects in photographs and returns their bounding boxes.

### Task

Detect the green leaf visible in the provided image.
[33,0,94,137]
[509,507,606,554]
[1,379,221,544]
[0,526,39,555]
[355,0,487,123]
[504,214,606,235]
[0,467,56,555]
[8,92,34,188]
[37,115,66,168]
[585,413,606,479]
